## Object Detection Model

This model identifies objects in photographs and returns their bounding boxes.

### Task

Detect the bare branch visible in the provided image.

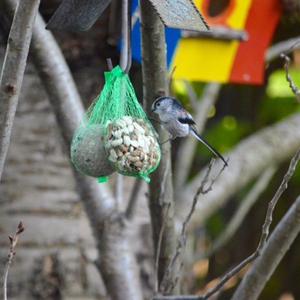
[154,148,300,300]
[257,149,300,250]
[266,37,300,62]
[232,194,300,300]
[2,1,144,299]
[0,0,40,181]
[140,0,177,292]
[161,160,227,294]
[3,222,25,300]
[281,53,300,102]
[178,112,300,228]
[200,148,300,300]
[205,167,276,257]
[125,179,144,220]
[175,83,221,189]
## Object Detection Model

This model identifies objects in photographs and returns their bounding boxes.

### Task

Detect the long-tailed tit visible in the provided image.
[151,96,227,166]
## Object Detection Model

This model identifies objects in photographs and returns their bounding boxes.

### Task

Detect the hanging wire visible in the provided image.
[120,0,132,74]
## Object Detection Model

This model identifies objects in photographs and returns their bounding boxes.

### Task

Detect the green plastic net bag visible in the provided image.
[71,65,161,183]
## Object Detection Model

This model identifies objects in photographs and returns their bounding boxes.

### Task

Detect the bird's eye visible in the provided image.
[157,103,160,107]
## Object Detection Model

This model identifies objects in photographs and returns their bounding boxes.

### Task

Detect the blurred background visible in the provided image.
[0,0,300,299]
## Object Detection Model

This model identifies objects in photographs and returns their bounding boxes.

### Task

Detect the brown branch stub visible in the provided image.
[3,222,25,300]
[281,53,300,102]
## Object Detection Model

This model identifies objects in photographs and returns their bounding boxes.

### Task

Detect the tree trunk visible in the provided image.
[140,0,178,294]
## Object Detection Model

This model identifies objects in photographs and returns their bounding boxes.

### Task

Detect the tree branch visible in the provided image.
[125,179,144,220]
[232,194,300,300]
[281,53,300,102]
[204,167,276,257]
[0,0,40,181]
[3,222,25,300]
[178,113,300,228]
[266,36,300,62]
[140,0,177,293]
[201,149,300,300]
[161,159,227,294]
[2,2,143,299]
[154,148,300,300]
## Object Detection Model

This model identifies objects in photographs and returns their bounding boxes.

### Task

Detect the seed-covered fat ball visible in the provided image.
[71,125,115,177]
[105,116,160,177]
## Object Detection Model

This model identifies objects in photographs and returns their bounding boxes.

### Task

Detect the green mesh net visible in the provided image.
[71,65,161,183]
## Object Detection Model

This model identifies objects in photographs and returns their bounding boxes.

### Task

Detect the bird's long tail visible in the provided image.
[190,128,228,166]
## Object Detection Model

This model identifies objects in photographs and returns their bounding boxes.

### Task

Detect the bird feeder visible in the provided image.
[172,0,282,85]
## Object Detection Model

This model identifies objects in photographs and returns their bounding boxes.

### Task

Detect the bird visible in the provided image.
[151,96,228,166]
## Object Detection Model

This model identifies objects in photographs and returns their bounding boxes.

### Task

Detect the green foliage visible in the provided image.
[197,116,251,157]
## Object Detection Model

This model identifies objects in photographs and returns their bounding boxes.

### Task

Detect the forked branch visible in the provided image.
[154,148,300,300]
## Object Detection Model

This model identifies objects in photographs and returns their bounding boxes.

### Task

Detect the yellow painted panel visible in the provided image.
[173,39,239,82]
[172,0,253,82]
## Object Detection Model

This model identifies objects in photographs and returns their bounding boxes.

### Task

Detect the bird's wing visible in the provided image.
[178,117,196,125]
[178,111,196,125]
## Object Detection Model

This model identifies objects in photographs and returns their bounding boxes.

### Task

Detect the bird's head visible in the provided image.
[151,96,181,115]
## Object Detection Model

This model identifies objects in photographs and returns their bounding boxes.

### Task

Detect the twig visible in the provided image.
[154,148,300,300]
[168,66,177,95]
[204,167,276,258]
[0,0,40,182]
[3,222,25,300]
[201,148,300,300]
[125,179,143,220]
[281,53,300,102]
[257,149,300,250]
[160,159,227,293]
[232,194,300,300]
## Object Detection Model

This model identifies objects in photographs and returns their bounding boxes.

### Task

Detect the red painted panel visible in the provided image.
[229,0,282,85]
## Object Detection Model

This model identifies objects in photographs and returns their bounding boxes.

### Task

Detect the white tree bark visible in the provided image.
[1,1,144,299]
[0,0,40,181]
[140,0,177,293]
